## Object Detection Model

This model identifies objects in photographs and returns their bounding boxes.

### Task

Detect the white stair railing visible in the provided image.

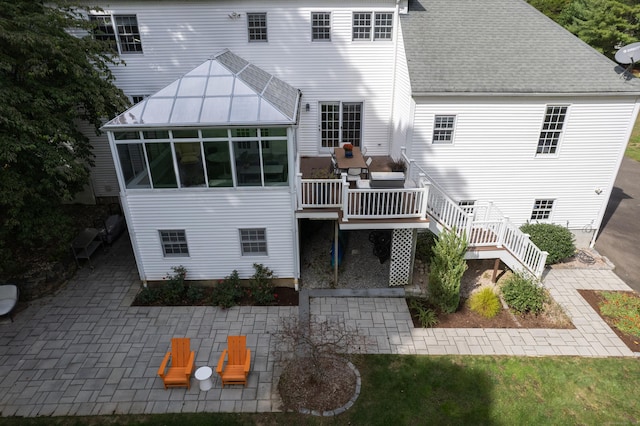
[401,148,547,277]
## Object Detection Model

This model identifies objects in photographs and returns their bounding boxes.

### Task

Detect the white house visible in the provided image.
[90,0,640,285]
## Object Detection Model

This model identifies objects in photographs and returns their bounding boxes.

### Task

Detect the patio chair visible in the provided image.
[347,168,362,182]
[157,337,195,389]
[0,284,18,322]
[363,156,373,178]
[216,335,252,387]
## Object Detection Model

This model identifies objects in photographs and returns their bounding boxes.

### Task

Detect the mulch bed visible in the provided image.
[408,299,575,329]
[132,286,299,307]
[577,289,640,353]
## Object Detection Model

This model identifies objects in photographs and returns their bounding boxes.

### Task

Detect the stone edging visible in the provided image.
[298,360,361,417]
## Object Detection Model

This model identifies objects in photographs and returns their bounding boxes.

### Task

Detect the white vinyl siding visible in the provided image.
[82,2,397,166]
[122,190,295,281]
[410,96,636,230]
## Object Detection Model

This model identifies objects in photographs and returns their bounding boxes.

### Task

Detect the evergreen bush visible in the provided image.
[429,228,468,313]
[213,270,243,308]
[468,287,501,318]
[249,263,276,305]
[501,272,546,315]
[519,223,575,265]
[416,230,438,263]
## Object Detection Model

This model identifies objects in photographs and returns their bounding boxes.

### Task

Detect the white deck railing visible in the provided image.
[343,187,426,220]
[296,151,548,277]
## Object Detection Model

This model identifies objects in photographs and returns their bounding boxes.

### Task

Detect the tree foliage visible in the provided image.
[529,0,640,59]
[0,1,129,274]
[429,228,468,314]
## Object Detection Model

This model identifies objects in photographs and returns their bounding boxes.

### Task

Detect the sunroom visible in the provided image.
[102,50,301,191]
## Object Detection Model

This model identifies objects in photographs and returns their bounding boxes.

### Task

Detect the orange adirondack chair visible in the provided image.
[216,335,252,387]
[157,337,195,389]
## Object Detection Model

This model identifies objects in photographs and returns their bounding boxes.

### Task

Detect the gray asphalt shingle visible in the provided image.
[401,0,640,94]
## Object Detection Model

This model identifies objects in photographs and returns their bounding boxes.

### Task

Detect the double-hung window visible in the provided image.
[319,102,363,148]
[240,228,267,256]
[530,199,554,220]
[311,12,331,41]
[248,13,268,42]
[91,14,143,54]
[537,105,567,155]
[433,115,456,143]
[159,230,189,257]
[352,12,393,40]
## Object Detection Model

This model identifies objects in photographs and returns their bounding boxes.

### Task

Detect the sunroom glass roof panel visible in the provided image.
[102,50,300,129]
[141,98,174,124]
[170,98,205,124]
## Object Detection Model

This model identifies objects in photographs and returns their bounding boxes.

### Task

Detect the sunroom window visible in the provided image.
[113,128,288,189]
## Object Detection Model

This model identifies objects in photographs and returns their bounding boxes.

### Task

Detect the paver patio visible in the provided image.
[0,236,637,417]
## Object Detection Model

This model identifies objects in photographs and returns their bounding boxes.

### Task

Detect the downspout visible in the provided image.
[386,0,402,154]
[289,125,301,291]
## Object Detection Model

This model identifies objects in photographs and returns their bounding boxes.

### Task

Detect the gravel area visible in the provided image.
[300,220,390,289]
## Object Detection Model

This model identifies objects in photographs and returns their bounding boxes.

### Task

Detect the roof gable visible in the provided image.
[104,50,300,129]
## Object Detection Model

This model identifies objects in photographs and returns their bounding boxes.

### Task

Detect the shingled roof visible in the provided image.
[400,0,640,95]
[103,50,301,129]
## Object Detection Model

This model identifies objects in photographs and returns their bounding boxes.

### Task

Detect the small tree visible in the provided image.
[274,315,368,411]
[429,228,468,313]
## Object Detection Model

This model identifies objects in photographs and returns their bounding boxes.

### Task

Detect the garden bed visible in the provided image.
[132,285,298,307]
[578,289,640,352]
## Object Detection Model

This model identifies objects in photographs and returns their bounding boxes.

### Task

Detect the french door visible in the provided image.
[319,102,362,149]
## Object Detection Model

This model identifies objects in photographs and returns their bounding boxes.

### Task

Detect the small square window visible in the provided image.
[458,200,476,215]
[530,199,554,221]
[248,13,268,42]
[240,228,267,256]
[312,12,331,41]
[433,115,456,143]
[159,230,189,257]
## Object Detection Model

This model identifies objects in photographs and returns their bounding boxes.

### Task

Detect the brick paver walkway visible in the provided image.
[0,238,637,417]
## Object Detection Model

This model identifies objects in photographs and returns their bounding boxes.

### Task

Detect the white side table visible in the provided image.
[194,366,213,391]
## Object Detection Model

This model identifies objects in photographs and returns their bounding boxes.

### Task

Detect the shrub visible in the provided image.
[429,228,468,313]
[416,230,438,263]
[519,223,575,265]
[249,263,276,305]
[162,266,188,305]
[409,299,439,327]
[501,272,546,315]
[185,285,205,304]
[468,287,501,318]
[134,286,161,305]
[213,270,243,308]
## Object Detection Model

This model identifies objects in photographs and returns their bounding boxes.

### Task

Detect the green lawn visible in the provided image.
[1,355,638,425]
[626,113,640,161]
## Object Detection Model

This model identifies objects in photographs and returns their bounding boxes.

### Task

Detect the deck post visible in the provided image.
[491,258,501,283]
[296,173,303,210]
[334,221,339,287]
[341,173,349,221]
[418,173,428,219]
[497,216,509,248]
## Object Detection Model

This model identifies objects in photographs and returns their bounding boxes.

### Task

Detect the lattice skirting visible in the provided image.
[389,228,416,286]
